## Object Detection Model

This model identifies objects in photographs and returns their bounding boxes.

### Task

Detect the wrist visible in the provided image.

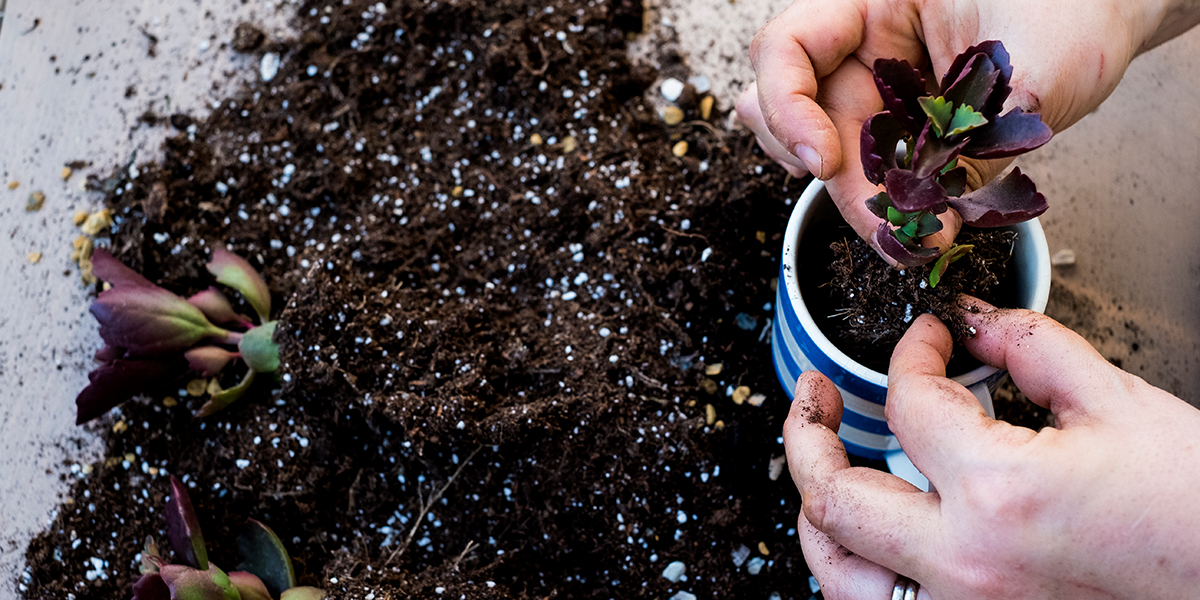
[1139,0,1200,53]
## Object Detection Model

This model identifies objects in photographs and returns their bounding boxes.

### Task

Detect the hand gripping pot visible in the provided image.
[771,179,1050,489]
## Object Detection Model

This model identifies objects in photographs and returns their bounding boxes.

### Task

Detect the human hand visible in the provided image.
[737,0,1196,260]
[783,298,1200,599]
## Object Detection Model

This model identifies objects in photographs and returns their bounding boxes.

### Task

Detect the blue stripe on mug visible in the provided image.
[771,320,894,436]
[775,267,889,404]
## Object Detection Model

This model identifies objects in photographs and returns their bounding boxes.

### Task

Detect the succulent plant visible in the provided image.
[76,247,280,423]
[860,40,1053,272]
[132,476,324,600]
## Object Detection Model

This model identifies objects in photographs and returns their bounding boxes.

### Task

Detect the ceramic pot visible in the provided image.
[771,178,1051,488]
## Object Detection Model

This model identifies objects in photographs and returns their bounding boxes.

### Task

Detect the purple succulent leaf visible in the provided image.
[91,248,156,289]
[91,286,225,357]
[910,122,969,179]
[187,288,246,326]
[166,476,209,570]
[945,167,1048,227]
[872,58,928,135]
[94,344,126,363]
[75,357,186,424]
[280,588,328,600]
[228,572,273,600]
[938,166,968,197]
[960,108,1053,159]
[159,564,240,600]
[132,572,171,600]
[884,169,949,213]
[860,112,908,185]
[864,192,891,220]
[184,346,238,377]
[236,518,297,598]
[874,223,942,267]
[942,53,1000,116]
[207,248,271,321]
[939,41,1013,115]
[194,370,256,418]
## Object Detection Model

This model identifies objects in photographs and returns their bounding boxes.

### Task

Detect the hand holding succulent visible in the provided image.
[132,477,324,600]
[77,247,280,424]
[861,40,1053,268]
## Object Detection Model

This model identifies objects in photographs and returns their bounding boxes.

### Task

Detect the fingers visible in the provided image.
[886,314,1021,482]
[749,0,870,178]
[735,84,810,177]
[957,296,1131,425]
[797,513,903,600]
[785,372,939,580]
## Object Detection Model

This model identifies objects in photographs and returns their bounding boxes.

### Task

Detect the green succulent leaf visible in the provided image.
[918,96,953,137]
[237,519,297,598]
[948,104,989,136]
[194,370,256,418]
[166,476,208,571]
[885,206,908,227]
[228,572,272,600]
[914,212,944,237]
[280,587,327,600]
[239,322,279,373]
[159,564,241,600]
[207,248,271,322]
[893,228,912,245]
[899,220,920,239]
[928,244,975,288]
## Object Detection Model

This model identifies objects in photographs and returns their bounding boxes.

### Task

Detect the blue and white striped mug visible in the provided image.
[772,179,1050,486]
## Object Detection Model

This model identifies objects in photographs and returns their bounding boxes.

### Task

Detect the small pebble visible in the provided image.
[704,363,723,376]
[163,397,178,407]
[704,404,716,425]
[72,211,89,226]
[661,561,686,582]
[562,136,577,153]
[747,557,766,575]
[27,252,42,264]
[111,421,128,433]
[809,576,821,594]
[26,191,45,212]
[530,133,543,145]
[260,52,281,81]
[731,544,751,567]
[669,592,696,600]
[687,75,711,94]
[186,379,208,397]
[755,230,767,243]
[714,420,725,429]
[672,141,688,157]
[662,106,684,125]
[758,542,770,556]
[732,386,750,405]
[700,379,718,395]
[451,186,463,197]
[699,95,714,120]
[747,393,766,407]
[767,455,786,481]
[660,77,684,101]
[7,181,17,190]
[80,209,113,235]
[61,166,73,180]
[1051,248,1076,266]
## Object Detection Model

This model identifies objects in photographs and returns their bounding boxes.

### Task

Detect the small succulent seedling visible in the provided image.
[76,247,280,424]
[860,40,1053,278]
[132,476,324,600]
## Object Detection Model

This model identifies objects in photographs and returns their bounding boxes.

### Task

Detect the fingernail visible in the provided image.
[794,144,824,179]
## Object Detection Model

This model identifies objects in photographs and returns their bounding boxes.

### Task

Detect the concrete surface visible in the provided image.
[0,0,1198,597]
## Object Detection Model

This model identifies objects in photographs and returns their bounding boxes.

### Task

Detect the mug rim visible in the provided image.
[780,178,1051,388]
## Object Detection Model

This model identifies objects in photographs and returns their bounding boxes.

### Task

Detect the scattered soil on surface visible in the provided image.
[18,0,1048,598]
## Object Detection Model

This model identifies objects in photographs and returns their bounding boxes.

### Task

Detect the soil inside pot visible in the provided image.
[795,201,1019,375]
